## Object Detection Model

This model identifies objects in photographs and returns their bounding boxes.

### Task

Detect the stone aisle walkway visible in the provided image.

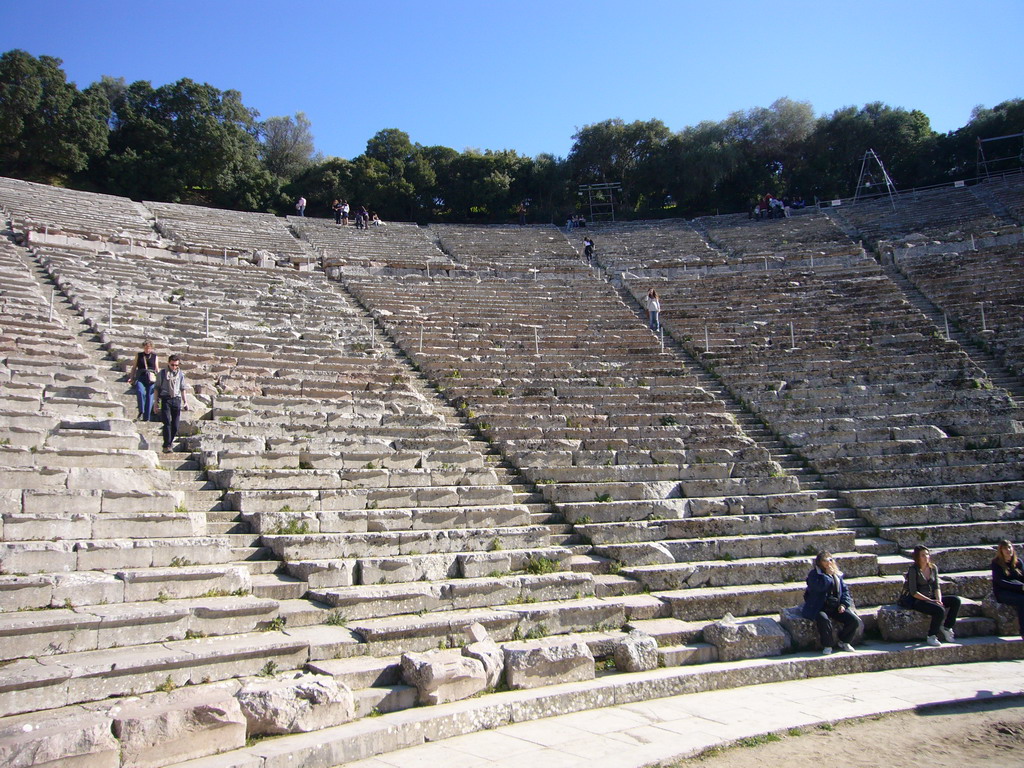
[345,659,1024,768]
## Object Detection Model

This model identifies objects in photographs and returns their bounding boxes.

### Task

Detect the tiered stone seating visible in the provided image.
[433,224,591,276]
[973,173,1024,223]
[5,184,1024,766]
[146,200,311,262]
[0,174,159,246]
[898,244,1024,378]
[0,241,291,725]
[642,253,1024,614]
[697,211,864,269]
[347,268,876,648]
[289,216,461,274]
[827,185,1013,248]
[585,219,723,275]
[24,243,573,705]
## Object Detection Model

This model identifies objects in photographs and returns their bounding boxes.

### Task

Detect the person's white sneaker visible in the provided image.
[821,646,833,655]
[838,642,855,652]
[939,627,955,643]
[926,635,941,647]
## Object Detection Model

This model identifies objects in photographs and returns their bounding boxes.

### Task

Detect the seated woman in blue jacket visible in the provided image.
[801,551,862,655]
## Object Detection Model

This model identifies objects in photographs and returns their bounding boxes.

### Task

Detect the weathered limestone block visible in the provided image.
[703,614,791,662]
[982,595,1022,636]
[876,605,931,641]
[400,648,488,705]
[360,554,457,584]
[286,559,356,588]
[778,606,864,650]
[461,623,504,688]
[236,672,354,735]
[503,635,595,690]
[0,706,119,768]
[613,629,659,672]
[109,684,246,768]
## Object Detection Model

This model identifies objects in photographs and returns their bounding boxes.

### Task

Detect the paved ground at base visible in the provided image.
[344,659,1024,768]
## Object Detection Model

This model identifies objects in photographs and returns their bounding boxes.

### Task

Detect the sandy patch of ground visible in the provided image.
[669,697,1024,768]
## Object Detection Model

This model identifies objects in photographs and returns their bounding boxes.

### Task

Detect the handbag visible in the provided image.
[141,368,156,386]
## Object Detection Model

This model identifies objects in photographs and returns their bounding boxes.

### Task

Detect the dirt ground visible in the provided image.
[671,697,1024,768]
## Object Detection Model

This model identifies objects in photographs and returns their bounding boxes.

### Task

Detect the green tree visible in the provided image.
[103,77,277,209]
[939,99,1024,180]
[798,102,936,200]
[568,118,671,214]
[260,111,317,181]
[0,49,108,181]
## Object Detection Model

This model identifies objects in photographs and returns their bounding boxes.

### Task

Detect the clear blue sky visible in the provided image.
[3,0,1021,160]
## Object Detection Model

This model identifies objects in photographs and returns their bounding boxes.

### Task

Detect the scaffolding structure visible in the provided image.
[977,132,1024,178]
[579,182,621,222]
[853,149,898,211]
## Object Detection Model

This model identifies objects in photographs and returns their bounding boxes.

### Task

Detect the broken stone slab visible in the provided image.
[359,553,458,584]
[613,629,659,672]
[236,672,354,735]
[400,648,488,705]
[285,558,357,589]
[703,614,792,662]
[461,623,503,688]
[0,704,119,768]
[503,635,595,690]
[105,682,246,768]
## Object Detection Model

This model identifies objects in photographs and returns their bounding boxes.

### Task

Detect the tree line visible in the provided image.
[1,49,1022,223]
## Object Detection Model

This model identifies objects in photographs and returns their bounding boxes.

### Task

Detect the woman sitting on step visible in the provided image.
[991,539,1024,639]
[899,545,961,646]
[801,551,862,655]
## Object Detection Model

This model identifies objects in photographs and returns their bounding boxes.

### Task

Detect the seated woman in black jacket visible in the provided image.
[801,551,862,655]
[899,545,960,646]
[992,539,1024,639]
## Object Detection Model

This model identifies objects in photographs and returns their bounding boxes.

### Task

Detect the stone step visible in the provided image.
[284,545,574,588]
[596,529,857,568]
[660,574,906,621]
[260,525,552,561]
[309,571,597,621]
[0,630,309,718]
[251,572,308,601]
[0,594,279,662]
[623,552,877,592]
[578,510,837,546]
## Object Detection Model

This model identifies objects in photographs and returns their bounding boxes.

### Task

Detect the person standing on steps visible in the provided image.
[128,339,158,422]
[155,354,188,452]
[296,196,306,217]
[646,288,661,332]
[801,550,862,655]
[583,236,595,267]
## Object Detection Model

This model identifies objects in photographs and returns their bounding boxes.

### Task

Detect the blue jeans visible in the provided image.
[649,310,660,331]
[134,380,155,421]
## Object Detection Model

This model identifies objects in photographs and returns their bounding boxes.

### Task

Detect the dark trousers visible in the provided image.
[161,396,182,450]
[995,589,1024,637]
[905,595,961,637]
[814,607,862,648]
